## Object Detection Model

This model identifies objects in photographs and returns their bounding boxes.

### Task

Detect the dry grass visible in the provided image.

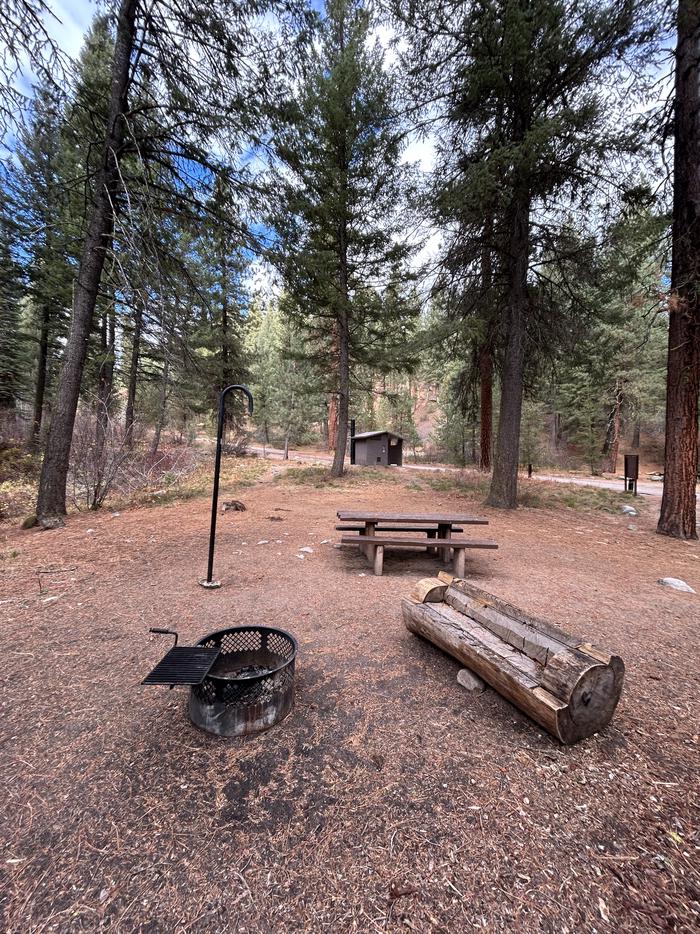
[407,469,644,516]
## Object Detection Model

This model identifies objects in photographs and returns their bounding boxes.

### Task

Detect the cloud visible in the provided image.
[44,0,94,59]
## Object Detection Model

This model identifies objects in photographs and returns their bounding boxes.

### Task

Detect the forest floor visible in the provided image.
[1,463,698,932]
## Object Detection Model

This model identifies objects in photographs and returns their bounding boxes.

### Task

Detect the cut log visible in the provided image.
[402,582,624,744]
[411,577,448,603]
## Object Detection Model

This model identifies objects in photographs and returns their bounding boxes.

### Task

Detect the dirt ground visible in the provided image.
[1,467,698,932]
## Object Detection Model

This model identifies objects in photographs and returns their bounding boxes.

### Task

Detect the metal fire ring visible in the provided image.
[188,625,297,737]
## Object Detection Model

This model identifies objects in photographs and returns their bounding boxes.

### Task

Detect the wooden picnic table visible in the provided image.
[336,511,494,575]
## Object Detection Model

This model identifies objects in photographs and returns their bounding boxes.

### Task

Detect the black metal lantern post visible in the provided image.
[200,384,254,589]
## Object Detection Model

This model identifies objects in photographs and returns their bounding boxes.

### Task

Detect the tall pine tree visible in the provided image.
[271,0,416,475]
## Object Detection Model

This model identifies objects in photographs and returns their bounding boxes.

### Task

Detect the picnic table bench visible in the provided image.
[336,511,497,576]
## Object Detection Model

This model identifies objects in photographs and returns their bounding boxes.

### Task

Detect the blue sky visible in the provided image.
[43,0,94,58]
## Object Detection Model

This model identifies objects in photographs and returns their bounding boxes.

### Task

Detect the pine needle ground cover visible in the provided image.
[1,467,697,931]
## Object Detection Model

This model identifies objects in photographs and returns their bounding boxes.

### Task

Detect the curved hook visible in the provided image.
[221,384,254,416]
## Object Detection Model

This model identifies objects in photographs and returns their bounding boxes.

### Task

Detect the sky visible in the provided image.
[42,0,93,59]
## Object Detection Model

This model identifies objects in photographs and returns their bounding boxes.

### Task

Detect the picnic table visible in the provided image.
[336,511,497,576]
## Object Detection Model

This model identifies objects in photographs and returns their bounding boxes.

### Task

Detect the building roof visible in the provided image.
[352,430,403,442]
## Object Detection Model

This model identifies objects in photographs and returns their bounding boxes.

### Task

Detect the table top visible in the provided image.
[337,511,489,525]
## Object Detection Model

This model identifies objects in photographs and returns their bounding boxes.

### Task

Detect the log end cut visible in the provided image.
[544,651,625,744]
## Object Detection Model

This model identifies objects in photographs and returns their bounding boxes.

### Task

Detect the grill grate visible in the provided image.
[142,646,221,686]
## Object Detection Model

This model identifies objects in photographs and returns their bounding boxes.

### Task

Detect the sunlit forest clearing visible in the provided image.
[1,1,698,931]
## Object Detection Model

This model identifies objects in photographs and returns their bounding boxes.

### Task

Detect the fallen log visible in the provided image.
[403,578,624,744]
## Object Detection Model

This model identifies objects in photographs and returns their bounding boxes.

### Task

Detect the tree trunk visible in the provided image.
[601,380,623,474]
[35,0,138,525]
[658,0,700,540]
[29,303,50,450]
[478,342,493,470]
[95,301,116,463]
[331,305,350,476]
[487,190,530,509]
[478,214,494,472]
[330,29,350,479]
[631,421,640,449]
[327,392,338,452]
[124,303,142,447]
[151,353,170,457]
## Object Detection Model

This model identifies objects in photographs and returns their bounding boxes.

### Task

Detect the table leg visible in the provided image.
[373,545,384,576]
[439,524,452,564]
[365,522,376,564]
[426,529,436,556]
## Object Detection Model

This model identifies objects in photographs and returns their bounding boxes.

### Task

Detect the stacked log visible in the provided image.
[403,575,624,744]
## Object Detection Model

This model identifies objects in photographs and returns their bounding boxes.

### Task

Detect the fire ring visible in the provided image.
[188,625,297,737]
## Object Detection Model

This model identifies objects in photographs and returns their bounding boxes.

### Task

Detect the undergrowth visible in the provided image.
[1,449,266,525]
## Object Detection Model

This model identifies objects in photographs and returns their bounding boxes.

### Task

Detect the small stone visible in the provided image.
[627,524,638,531]
[38,515,64,530]
[658,577,695,594]
[457,668,487,694]
[295,554,305,560]
[620,505,637,516]
[256,540,269,545]
[299,546,313,554]
[320,539,331,544]
[111,512,120,518]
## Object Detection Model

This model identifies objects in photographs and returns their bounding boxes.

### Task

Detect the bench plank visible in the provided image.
[340,535,498,548]
[335,525,464,533]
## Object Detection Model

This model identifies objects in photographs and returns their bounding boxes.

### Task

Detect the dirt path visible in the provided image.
[1,469,698,932]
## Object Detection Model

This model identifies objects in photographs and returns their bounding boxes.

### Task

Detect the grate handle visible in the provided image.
[149,627,178,647]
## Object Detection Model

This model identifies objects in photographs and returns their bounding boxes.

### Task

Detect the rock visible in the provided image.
[221,500,246,512]
[21,514,37,530]
[621,505,637,516]
[627,524,638,531]
[457,668,487,694]
[657,577,695,594]
[295,554,305,560]
[38,515,64,530]
[256,540,269,545]
[299,546,313,554]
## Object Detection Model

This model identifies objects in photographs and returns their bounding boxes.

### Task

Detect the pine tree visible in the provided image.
[0,188,26,411]
[271,0,415,475]
[10,81,72,447]
[397,0,659,507]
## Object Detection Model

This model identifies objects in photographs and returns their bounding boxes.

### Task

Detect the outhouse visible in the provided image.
[351,430,403,467]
